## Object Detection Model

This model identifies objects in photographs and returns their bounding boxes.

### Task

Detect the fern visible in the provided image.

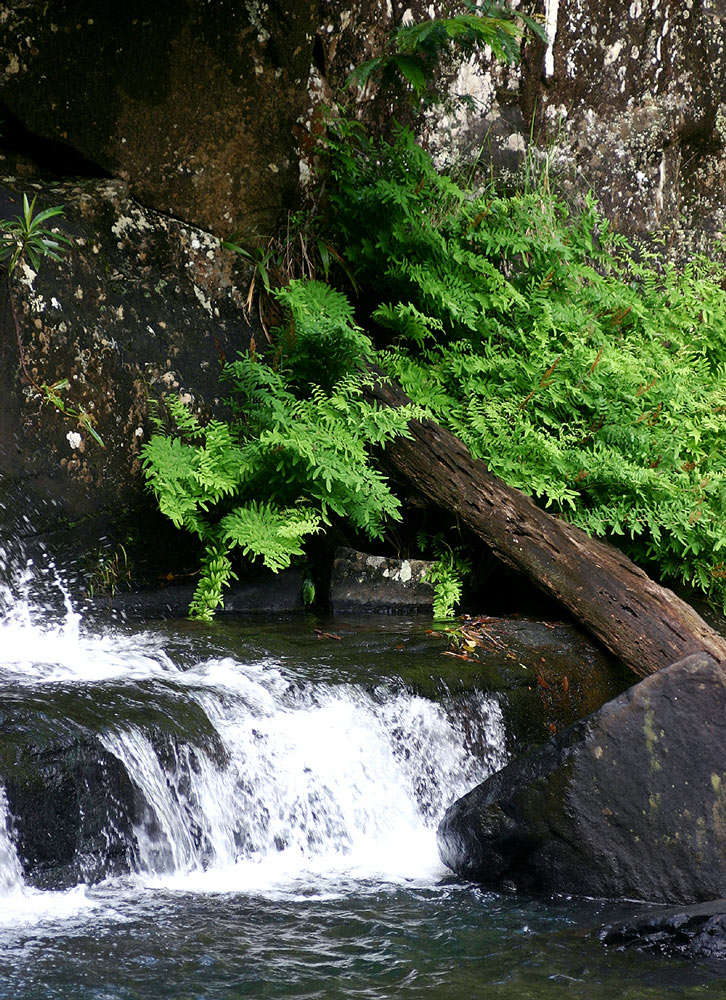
[422,543,472,619]
[349,2,544,102]
[322,123,726,611]
[142,280,420,619]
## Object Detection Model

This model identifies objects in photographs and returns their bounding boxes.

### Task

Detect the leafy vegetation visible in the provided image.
[142,281,421,619]
[420,538,472,619]
[321,123,726,609]
[143,2,725,619]
[0,193,70,274]
[349,0,544,101]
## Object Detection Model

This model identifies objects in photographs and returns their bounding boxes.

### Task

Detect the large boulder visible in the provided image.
[0,176,255,572]
[438,652,726,904]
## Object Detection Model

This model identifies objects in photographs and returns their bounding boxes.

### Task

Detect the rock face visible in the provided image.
[0,176,255,569]
[527,0,726,255]
[0,1,318,241]
[330,547,434,614]
[0,2,722,573]
[418,0,726,257]
[1,2,722,255]
[600,900,726,961]
[438,652,726,904]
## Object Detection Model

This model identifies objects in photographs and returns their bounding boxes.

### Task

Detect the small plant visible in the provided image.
[349,1,544,102]
[0,193,71,274]
[420,537,472,618]
[87,543,132,599]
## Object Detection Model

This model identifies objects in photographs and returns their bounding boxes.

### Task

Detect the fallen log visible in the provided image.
[368,372,726,678]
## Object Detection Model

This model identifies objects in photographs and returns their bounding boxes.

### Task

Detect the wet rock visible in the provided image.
[0,176,256,570]
[600,900,726,962]
[3,733,138,890]
[0,684,223,889]
[330,547,434,614]
[438,652,726,904]
[95,568,306,620]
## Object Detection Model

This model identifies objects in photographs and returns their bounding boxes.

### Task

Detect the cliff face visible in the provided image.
[1,1,723,250]
[0,1,723,566]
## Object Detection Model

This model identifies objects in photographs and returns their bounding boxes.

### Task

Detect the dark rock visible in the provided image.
[0,683,222,888]
[438,652,726,904]
[330,547,434,614]
[4,733,139,889]
[601,900,726,961]
[0,176,256,572]
[0,1,318,241]
[94,568,306,620]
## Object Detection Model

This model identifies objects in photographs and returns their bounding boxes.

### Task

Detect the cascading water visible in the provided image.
[0,790,23,897]
[100,665,506,894]
[0,545,507,910]
[1,551,723,999]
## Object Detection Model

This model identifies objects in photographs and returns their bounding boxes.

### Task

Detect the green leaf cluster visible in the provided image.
[420,538,472,619]
[0,194,70,274]
[142,280,421,620]
[323,124,726,609]
[349,2,544,100]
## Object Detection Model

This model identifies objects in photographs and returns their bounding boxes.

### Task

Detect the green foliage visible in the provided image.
[323,123,726,609]
[273,279,370,389]
[421,539,472,619]
[349,1,544,102]
[142,280,421,620]
[0,193,70,273]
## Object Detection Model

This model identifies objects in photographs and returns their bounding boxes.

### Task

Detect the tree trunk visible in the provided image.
[368,372,726,678]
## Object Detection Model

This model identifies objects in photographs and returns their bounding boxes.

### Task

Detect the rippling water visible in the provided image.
[0,560,724,999]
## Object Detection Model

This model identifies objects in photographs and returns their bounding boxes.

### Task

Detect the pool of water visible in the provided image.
[0,569,723,999]
[2,880,725,999]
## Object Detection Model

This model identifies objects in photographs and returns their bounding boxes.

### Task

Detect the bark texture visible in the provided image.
[368,373,726,678]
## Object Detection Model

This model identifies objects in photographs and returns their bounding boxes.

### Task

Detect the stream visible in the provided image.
[0,560,725,998]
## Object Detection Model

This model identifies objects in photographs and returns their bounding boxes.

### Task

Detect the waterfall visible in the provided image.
[0,790,24,897]
[0,554,508,904]
[100,661,506,891]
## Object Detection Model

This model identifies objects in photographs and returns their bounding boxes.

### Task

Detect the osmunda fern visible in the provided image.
[142,280,420,620]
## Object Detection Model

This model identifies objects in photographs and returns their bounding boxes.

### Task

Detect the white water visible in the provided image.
[0,559,507,920]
